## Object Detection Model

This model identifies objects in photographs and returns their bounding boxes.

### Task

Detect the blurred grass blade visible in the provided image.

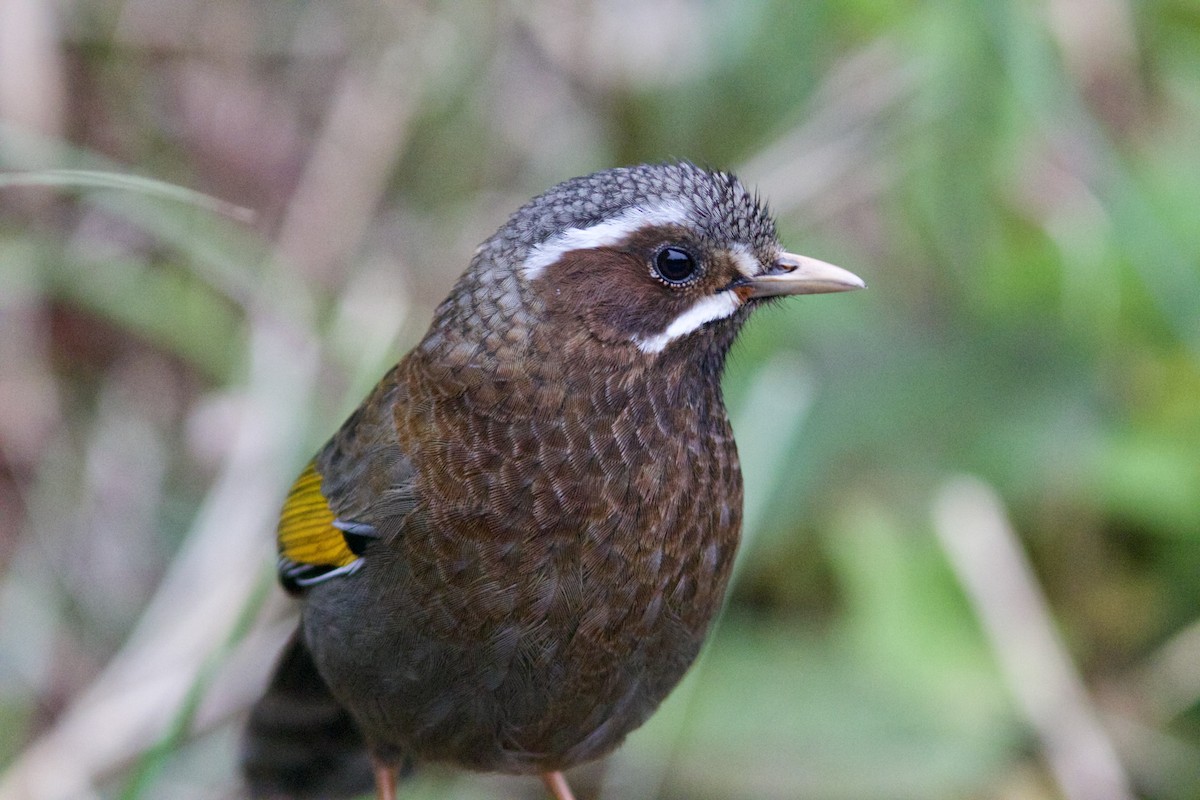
[934,476,1134,800]
[0,169,256,223]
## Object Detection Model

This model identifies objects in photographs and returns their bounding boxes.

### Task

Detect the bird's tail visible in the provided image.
[241,632,374,799]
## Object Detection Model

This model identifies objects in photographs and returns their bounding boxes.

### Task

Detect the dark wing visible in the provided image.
[276,366,415,593]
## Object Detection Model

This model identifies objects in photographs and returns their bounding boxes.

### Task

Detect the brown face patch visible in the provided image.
[533,225,745,348]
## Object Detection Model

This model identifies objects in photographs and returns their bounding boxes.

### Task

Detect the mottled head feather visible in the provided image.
[487,162,777,272]
[418,163,778,367]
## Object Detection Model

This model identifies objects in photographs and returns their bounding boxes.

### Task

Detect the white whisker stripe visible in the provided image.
[634,290,742,354]
[521,200,691,280]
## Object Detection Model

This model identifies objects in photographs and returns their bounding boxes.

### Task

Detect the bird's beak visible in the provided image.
[744,252,865,298]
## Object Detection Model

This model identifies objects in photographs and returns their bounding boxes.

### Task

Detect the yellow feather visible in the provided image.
[277,462,357,567]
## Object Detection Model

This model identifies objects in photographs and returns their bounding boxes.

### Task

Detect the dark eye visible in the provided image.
[653,246,700,285]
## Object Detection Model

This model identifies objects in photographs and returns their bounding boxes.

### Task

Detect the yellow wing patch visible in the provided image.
[277,462,357,568]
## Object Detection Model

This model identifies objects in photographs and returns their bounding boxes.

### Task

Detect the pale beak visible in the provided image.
[744,252,865,298]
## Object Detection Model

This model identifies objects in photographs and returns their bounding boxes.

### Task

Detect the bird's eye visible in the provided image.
[653,246,700,285]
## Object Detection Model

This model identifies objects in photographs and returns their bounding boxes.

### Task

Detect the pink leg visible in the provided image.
[541,771,577,800]
[374,761,398,800]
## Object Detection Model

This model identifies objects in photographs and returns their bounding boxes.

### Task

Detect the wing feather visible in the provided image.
[273,365,414,593]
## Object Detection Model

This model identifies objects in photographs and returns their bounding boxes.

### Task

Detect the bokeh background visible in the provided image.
[2,1,1199,798]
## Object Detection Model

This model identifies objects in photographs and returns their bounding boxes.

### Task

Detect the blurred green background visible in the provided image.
[2,1,1199,798]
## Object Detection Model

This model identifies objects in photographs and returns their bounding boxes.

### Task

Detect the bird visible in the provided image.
[241,162,864,800]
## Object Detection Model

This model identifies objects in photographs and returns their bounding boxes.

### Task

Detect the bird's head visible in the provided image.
[420,162,863,372]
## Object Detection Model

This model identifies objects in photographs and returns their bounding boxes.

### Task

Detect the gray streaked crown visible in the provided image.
[485,162,777,263]
[420,163,778,365]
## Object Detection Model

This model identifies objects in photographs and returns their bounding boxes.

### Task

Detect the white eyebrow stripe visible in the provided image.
[521,199,691,280]
[633,290,742,354]
[729,243,761,278]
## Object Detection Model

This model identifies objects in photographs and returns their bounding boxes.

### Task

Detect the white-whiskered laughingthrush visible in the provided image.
[242,162,864,800]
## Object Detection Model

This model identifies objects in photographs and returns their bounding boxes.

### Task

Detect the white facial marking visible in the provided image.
[729,243,761,278]
[634,290,742,354]
[521,199,691,280]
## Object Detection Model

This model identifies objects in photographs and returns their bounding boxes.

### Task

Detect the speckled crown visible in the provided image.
[421,163,779,365]
[483,162,777,264]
